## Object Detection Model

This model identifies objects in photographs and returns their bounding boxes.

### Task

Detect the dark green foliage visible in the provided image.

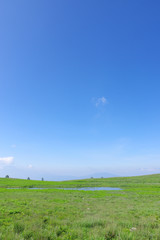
[43,216,49,224]
[14,222,25,233]
[56,226,67,236]
[105,230,117,239]
[23,231,33,239]
[9,210,22,214]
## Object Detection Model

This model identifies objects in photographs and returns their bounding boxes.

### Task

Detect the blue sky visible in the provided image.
[1,0,160,180]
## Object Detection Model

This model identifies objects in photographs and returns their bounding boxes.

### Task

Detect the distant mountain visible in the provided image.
[52,172,118,181]
[7,171,118,181]
[81,172,118,179]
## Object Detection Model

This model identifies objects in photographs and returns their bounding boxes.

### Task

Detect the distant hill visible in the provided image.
[54,172,118,181]
[85,172,118,179]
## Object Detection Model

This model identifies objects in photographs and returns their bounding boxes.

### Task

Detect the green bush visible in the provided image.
[23,230,33,239]
[105,230,117,240]
[14,222,25,234]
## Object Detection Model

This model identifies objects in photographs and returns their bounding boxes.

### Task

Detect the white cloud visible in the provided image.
[0,156,14,165]
[93,97,108,107]
[28,164,32,169]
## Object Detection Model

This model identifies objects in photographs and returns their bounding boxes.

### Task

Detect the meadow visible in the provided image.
[0,174,160,239]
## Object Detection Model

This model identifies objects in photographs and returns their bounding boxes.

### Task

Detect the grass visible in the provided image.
[0,174,160,239]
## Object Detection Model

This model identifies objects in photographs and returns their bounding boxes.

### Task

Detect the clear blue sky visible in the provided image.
[0,0,160,180]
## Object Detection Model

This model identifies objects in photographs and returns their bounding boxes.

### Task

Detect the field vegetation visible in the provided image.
[0,174,160,239]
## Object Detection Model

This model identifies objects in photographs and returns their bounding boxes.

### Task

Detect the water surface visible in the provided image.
[56,187,121,191]
[7,187,121,190]
[27,187,121,191]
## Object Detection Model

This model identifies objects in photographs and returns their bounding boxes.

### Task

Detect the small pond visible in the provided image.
[8,187,121,191]
[55,187,121,191]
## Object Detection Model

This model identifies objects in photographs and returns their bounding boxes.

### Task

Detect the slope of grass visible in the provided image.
[0,174,160,239]
[1,173,160,188]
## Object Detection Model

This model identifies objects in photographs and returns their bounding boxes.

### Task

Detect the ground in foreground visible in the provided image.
[0,174,160,239]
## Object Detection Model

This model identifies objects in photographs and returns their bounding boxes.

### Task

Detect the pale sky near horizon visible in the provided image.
[1,0,160,180]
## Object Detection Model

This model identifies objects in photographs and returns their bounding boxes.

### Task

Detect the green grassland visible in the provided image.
[0,174,160,239]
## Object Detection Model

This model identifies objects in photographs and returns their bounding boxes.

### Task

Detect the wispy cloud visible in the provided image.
[11,144,16,148]
[139,167,160,172]
[28,164,33,169]
[92,97,108,107]
[0,156,14,165]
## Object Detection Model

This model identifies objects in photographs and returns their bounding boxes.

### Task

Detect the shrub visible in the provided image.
[105,230,117,240]
[14,222,25,234]
[23,231,33,239]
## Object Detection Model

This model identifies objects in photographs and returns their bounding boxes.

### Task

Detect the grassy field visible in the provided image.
[0,174,160,239]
